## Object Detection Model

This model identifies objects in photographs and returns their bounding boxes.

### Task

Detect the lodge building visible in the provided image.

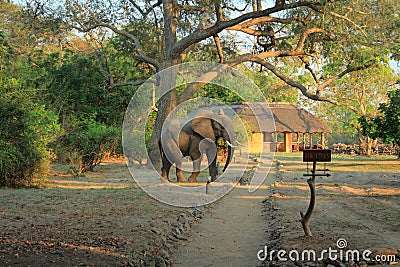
[225,102,332,153]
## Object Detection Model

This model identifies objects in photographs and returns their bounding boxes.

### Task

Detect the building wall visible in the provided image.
[248,132,263,154]
[248,132,277,154]
[247,131,327,154]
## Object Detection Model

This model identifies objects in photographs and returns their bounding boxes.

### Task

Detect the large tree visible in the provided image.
[359,87,400,158]
[0,1,62,186]
[22,0,399,166]
[305,62,398,155]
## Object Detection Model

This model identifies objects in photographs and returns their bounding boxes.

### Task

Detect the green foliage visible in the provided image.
[322,107,360,145]
[308,62,397,147]
[359,89,400,156]
[377,90,400,146]
[1,18,133,177]
[0,99,60,186]
[57,120,120,174]
[195,84,244,103]
[0,18,61,186]
[244,64,298,103]
[43,52,109,121]
[193,66,298,104]
[39,50,135,171]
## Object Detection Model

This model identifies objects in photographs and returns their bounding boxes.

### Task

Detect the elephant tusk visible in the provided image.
[236,140,245,147]
[226,140,239,148]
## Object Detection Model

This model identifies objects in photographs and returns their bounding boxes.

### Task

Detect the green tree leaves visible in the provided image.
[359,89,400,157]
[0,99,60,186]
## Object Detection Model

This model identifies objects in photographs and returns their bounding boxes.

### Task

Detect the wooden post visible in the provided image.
[301,149,331,237]
[321,133,326,148]
[284,132,292,152]
[300,161,316,237]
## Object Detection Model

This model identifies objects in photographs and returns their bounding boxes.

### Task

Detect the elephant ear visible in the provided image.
[192,111,216,141]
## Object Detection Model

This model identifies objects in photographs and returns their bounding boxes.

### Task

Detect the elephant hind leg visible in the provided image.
[188,150,202,183]
[161,156,172,182]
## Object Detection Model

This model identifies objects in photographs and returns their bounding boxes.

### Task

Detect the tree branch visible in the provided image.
[251,57,340,104]
[316,62,379,96]
[295,27,323,52]
[222,3,249,12]
[227,26,275,36]
[326,10,367,38]
[70,3,161,71]
[300,173,316,237]
[170,1,320,57]
[177,64,231,104]
[178,21,324,104]
[215,0,223,22]
[129,0,162,17]
[250,57,380,114]
[128,0,146,17]
[213,34,224,63]
[228,50,307,65]
[226,16,290,34]
[108,79,158,89]
[300,56,319,83]
[72,22,161,71]
[177,49,306,104]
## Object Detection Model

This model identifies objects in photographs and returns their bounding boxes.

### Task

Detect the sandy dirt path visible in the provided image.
[173,183,271,267]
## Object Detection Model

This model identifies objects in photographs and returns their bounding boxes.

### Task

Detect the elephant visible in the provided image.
[158,110,237,183]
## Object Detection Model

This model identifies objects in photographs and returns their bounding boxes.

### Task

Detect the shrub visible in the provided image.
[56,120,120,174]
[0,99,59,186]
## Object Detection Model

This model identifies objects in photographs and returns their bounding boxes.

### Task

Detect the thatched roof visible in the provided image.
[220,102,332,133]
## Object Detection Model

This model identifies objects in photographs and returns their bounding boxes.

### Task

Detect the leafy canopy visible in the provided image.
[359,88,400,154]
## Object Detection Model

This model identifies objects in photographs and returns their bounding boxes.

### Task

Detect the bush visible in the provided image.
[56,120,121,174]
[0,99,59,187]
[359,89,400,158]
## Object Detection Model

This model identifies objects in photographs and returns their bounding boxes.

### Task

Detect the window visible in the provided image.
[263,132,274,142]
[292,133,299,143]
[277,132,284,143]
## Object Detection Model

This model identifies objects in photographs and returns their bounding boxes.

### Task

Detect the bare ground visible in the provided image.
[0,155,399,266]
[260,156,400,267]
[0,161,198,266]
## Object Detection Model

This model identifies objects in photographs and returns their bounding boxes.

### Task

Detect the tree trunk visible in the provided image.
[395,144,400,160]
[147,88,177,170]
[358,131,373,156]
[147,0,179,170]
[366,136,373,156]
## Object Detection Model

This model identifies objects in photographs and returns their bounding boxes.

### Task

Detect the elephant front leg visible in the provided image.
[161,169,169,182]
[188,149,202,183]
[188,159,201,183]
[175,161,187,183]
